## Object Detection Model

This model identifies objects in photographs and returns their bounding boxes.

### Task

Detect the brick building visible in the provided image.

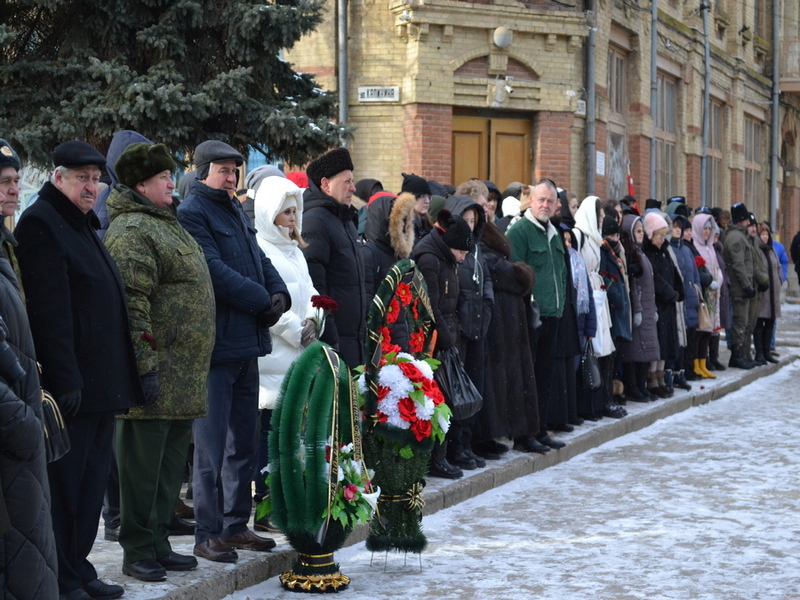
[286,0,800,245]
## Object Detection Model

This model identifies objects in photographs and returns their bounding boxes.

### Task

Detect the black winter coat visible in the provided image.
[15,182,144,410]
[0,258,58,599]
[643,236,684,362]
[411,230,460,351]
[178,180,289,364]
[302,182,367,367]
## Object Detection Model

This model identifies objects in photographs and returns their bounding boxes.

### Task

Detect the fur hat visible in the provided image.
[602,216,621,237]
[437,208,474,251]
[673,203,693,218]
[53,140,106,169]
[645,198,662,210]
[0,139,21,171]
[194,140,243,180]
[644,211,669,239]
[115,143,174,188]
[731,203,750,224]
[306,147,354,188]
[401,173,431,198]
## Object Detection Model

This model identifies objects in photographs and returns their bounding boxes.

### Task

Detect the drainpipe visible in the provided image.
[586,1,596,196]
[700,3,710,206]
[770,0,780,229]
[338,0,349,147]
[649,0,658,199]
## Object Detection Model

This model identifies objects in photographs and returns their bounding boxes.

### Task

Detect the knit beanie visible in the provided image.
[438,208,474,251]
[115,143,174,188]
[731,203,750,224]
[428,195,447,224]
[306,147,354,188]
[0,139,21,171]
[401,173,431,198]
[644,211,669,239]
[194,140,243,180]
[285,171,309,189]
[601,216,621,237]
[428,180,449,198]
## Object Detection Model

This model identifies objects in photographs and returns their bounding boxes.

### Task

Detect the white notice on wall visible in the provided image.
[596,151,606,176]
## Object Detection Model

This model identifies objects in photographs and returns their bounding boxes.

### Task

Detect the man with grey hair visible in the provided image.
[16,141,145,600]
[506,179,567,453]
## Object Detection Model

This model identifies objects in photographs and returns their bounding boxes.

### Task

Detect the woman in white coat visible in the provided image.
[252,175,318,526]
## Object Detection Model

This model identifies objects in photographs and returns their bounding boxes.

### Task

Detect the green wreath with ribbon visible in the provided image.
[267,341,375,593]
[360,258,449,554]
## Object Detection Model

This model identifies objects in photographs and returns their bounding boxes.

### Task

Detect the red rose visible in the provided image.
[343,484,358,501]
[422,378,445,404]
[399,361,424,382]
[410,419,432,441]
[387,298,400,324]
[311,295,339,313]
[409,331,426,354]
[694,255,706,268]
[377,385,390,401]
[398,396,417,422]
[396,282,413,306]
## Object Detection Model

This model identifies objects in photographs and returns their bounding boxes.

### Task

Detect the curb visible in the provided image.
[140,353,798,600]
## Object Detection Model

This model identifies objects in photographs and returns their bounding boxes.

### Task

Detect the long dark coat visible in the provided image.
[618,243,660,363]
[0,257,58,599]
[301,181,367,367]
[476,222,539,440]
[758,238,782,320]
[15,182,144,410]
[643,235,684,362]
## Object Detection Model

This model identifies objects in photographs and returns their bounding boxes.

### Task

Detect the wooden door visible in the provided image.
[452,116,488,186]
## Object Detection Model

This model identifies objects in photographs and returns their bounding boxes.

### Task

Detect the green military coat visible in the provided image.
[105,185,215,419]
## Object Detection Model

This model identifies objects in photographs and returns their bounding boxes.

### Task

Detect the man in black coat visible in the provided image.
[302,147,367,368]
[15,141,145,600]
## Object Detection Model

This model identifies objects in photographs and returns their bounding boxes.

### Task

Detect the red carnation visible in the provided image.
[311,295,339,313]
[396,282,413,306]
[694,255,706,268]
[387,297,401,324]
[398,397,417,422]
[399,361,424,382]
[409,331,426,354]
[410,419,432,441]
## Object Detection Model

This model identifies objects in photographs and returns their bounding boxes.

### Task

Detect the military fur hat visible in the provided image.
[731,202,750,224]
[0,139,21,171]
[306,147,354,188]
[115,143,175,188]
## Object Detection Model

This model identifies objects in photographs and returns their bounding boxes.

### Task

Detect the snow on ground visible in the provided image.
[226,362,800,600]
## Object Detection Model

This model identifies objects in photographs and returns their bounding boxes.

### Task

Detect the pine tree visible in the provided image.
[0,0,344,167]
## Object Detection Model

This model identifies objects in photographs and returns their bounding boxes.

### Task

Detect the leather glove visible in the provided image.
[58,389,82,417]
[140,371,161,407]
[257,293,290,329]
[743,287,756,299]
[757,282,769,293]
[709,280,719,290]
[633,312,643,327]
[300,318,317,348]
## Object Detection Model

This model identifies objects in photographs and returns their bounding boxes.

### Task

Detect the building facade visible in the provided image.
[286,0,800,244]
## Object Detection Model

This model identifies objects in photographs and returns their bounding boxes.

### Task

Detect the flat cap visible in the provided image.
[194,140,244,169]
[53,140,106,169]
[0,139,21,171]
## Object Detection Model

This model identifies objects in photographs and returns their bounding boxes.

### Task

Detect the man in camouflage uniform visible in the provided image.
[104,143,216,581]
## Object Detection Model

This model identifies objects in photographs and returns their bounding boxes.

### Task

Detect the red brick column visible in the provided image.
[686,155,701,205]
[402,104,452,182]
[532,111,575,191]
[730,169,743,207]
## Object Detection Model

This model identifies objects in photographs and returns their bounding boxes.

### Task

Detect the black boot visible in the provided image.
[763,324,779,363]
[708,336,726,371]
[728,345,753,369]
[638,363,658,400]
[428,442,463,479]
[623,362,648,402]
[752,323,767,365]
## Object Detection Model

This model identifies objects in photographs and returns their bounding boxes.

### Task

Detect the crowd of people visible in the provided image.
[0,133,789,600]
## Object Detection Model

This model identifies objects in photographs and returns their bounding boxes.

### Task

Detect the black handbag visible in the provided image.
[580,339,602,391]
[433,346,483,420]
[41,388,70,463]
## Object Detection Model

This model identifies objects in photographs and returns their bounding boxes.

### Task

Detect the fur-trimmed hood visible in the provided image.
[363,192,416,259]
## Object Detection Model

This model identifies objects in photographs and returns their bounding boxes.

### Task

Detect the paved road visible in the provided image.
[228,361,800,600]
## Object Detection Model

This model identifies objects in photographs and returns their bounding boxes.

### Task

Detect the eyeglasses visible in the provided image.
[653,233,667,240]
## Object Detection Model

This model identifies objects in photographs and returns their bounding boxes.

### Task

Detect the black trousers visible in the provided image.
[48,412,115,594]
[531,316,559,435]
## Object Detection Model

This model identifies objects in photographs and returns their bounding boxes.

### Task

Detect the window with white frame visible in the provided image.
[706,100,724,207]
[655,73,678,202]
[744,116,764,216]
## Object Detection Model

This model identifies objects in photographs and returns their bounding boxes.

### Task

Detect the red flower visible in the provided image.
[599,270,609,278]
[380,327,401,353]
[386,298,400,324]
[325,445,332,462]
[409,331,426,354]
[343,484,358,501]
[396,282,413,306]
[411,299,420,319]
[399,361,424,382]
[410,419,432,441]
[422,378,445,404]
[377,385,390,401]
[609,273,619,282]
[311,295,339,313]
[398,397,417,422]
[694,255,706,268]
[377,411,388,422]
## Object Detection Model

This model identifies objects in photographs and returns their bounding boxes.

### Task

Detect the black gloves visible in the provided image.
[58,389,82,417]
[257,293,290,329]
[140,371,161,407]
[743,288,756,299]
[757,282,769,293]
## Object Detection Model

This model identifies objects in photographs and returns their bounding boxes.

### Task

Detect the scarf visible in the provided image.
[570,248,591,315]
